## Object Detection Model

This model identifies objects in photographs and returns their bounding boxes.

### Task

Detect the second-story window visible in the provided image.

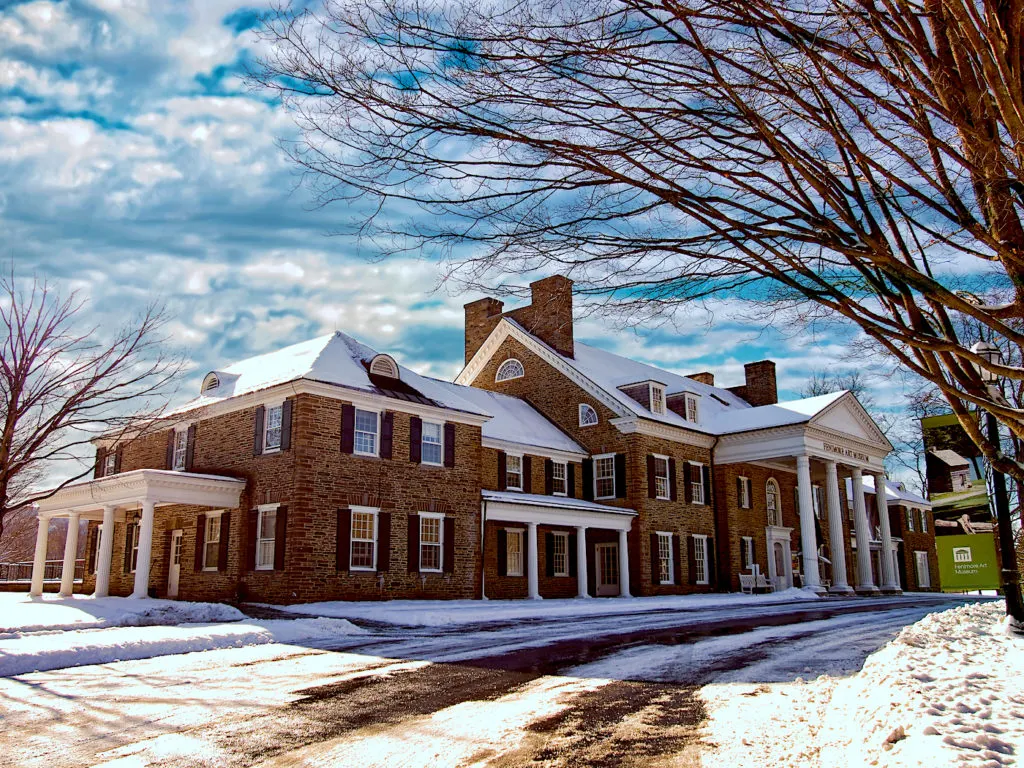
[690,462,706,504]
[919,509,928,533]
[766,478,781,525]
[506,455,523,491]
[104,451,118,476]
[738,476,751,509]
[551,461,567,496]
[172,430,188,471]
[264,405,283,451]
[354,409,379,456]
[422,422,443,465]
[595,454,616,499]
[906,508,915,532]
[654,455,670,500]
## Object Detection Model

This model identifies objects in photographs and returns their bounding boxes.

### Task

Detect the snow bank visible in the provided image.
[0,617,366,678]
[0,593,243,634]
[274,587,823,627]
[701,601,1022,767]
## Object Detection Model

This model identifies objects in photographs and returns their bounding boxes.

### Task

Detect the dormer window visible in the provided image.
[650,384,665,415]
[369,354,399,379]
[495,358,525,382]
[579,403,598,427]
[685,394,699,423]
[201,372,220,394]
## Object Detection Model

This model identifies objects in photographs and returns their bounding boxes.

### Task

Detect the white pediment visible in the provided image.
[810,394,891,450]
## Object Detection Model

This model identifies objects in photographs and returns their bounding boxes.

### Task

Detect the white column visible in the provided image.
[526,522,540,600]
[576,526,589,598]
[93,505,116,598]
[59,513,81,597]
[131,500,156,599]
[796,456,824,593]
[617,529,631,598]
[29,515,50,597]
[824,461,853,594]
[851,469,878,594]
[873,472,901,593]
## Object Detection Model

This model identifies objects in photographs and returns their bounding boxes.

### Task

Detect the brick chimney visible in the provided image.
[687,372,715,386]
[464,296,505,364]
[741,360,777,406]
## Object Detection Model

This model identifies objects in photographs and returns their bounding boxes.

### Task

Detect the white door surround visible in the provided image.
[167,529,183,598]
[765,526,793,591]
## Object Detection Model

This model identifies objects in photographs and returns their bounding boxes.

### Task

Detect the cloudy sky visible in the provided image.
[2,0,883,414]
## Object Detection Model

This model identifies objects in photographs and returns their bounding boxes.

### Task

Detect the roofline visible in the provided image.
[481,436,588,463]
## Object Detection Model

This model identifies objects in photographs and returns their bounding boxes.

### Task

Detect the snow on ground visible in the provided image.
[273,587,822,627]
[0,593,244,633]
[701,601,1023,767]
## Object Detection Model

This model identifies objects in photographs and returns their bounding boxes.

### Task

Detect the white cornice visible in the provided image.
[481,436,587,463]
[483,500,635,531]
[610,417,717,449]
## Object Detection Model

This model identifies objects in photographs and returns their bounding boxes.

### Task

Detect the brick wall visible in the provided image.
[891,504,940,592]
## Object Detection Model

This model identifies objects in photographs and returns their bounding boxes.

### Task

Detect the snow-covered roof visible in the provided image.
[845,475,931,508]
[712,391,848,434]
[482,490,636,516]
[929,449,970,468]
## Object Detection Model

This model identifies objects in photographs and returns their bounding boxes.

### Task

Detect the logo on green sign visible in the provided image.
[937,535,999,591]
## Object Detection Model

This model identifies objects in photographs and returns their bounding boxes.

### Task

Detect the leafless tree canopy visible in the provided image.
[0,275,180,541]
[256,0,1024,479]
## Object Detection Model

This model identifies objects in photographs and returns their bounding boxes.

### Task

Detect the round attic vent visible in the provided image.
[201,372,221,394]
[369,354,400,379]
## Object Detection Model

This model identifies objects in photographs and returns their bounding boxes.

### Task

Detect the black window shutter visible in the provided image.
[94,447,107,478]
[377,512,391,572]
[545,532,555,577]
[544,459,553,495]
[443,517,455,573]
[194,515,206,572]
[246,509,258,571]
[86,527,98,573]
[185,425,196,471]
[407,514,420,572]
[253,406,265,456]
[218,512,231,572]
[280,399,293,451]
[497,529,508,576]
[708,536,717,588]
[444,423,456,467]
[341,404,355,454]
[337,508,352,571]
[380,412,394,459]
[702,465,712,506]
[614,453,627,499]
[687,535,697,585]
[166,430,176,469]
[674,535,684,585]
[668,458,677,501]
[683,463,693,504]
[650,533,660,583]
[582,458,594,501]
[274,506,288,571]
[523,456,533,494]
[497,452,507,491]
[646,455,656,499]
[409,416,422,462]
[568,533,578,577]
[567,463,576,499]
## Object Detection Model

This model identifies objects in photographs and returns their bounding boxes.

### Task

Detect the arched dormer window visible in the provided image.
[495,358,524,382]
[766,478,782,526]
[369,353,400,380]
[201,372,220,394]
[579,403,598,427]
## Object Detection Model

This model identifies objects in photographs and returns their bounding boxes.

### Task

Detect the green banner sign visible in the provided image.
[937,534,1000,591]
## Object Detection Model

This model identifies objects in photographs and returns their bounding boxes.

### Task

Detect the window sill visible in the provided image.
[507,571,524,578]
[506,486,523,493]
[595,495,615,501]
[656,495,671,501]
[419,568,442,574]
[254,565,274,571]
[350,566,376,572]
[203,567,219,572]
[354,451,379,458]
[262,447,281,455]
[421,461,443,467]
[552,491,567,497]
[553,572,569,578]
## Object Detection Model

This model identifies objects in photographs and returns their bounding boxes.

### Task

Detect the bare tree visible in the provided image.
[0,275,180,543]
[256,0,1024,485]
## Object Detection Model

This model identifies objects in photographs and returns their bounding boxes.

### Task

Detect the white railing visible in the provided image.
[0,559,84,583]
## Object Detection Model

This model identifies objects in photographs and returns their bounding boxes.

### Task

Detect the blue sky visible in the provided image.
[1,0,883,411]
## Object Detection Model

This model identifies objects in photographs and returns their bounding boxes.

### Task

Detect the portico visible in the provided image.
[31,470,245,599]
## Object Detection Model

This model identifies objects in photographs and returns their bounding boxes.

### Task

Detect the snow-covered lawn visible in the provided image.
[701,601,1023,767]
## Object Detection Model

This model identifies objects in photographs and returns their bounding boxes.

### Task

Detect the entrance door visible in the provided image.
[596,543,620,596]
[167,529,183,598]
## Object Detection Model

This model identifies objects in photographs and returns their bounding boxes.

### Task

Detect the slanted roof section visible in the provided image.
[713,391,847,434]
[929,449,970,468]
[846,475,931,508]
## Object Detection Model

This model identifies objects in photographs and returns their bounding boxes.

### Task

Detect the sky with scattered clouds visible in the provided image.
[2,0,902,422]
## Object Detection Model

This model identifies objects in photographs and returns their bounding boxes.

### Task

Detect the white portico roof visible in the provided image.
[483,490,636,530]
[35,469,247,520]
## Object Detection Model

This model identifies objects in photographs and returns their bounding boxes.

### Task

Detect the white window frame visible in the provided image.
[594,453,616,500]
[129,523,140,573]
[766,478,782,526]
[505,528,524,576]
[738,476,751,509]
[495,358,525,382]
[653,454,671,500]
[552,531,569,577]
[656,531,674,585]
[812,485,823,519]
[742,536,755,570]
[914,550,930,587]
[172,428,189,471]
[255,504,278,571]
[690,462,706,505]
[349,505,378,572]
[685,393,699,424]
[419,512,444,573]
[551,461,567,496]
[263,402,284,453]
[579,403,599,427]
[203,511,223,572]
[353,407,380,457]
[919,509,928,533]
[95,524,104,570]
[693,534,709,585]
[505,454,524,491]
[906,507,915,532]
[421,421,444,466]
[650,383,666,415]
[104,451,118,476]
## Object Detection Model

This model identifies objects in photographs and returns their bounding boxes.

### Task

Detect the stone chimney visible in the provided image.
[464,296,505,364]
[687,372,715,386]
[508,275,575,358]
[741,360,777,406]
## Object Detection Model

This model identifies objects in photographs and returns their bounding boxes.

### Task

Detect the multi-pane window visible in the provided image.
[654,456,670,499]
[579,404,598,427]
[204,515,221,570]
[354,409,378,455]
[812,486,823,519]
[506,455,523,490]
[256,507,277,570]
[420,514,443,572]
[495,359,525,382]
[919,509,928,533]
[651,384,665,415]
[104,451,118,476]
[657,532,674,584]
[129,524,140,572]
[906,508,915,531]
[506,529,523,576]
[595,455,616,499]
[551,462,567,496]
[172,429,188,471]
[421,422,443,465]
[693,535,708,584]
[264,405,283,451]
[685,394,699,423]
[766,479,782,526]
[350,509,377,570]
[738,476,751,509]
[690,463,705,504]
[742,536,754,569]
[915,551,931,587]
[552,532,568,576]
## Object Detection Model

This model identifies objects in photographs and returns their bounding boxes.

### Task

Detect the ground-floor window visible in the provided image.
[350,509,377,570]
[420,514,443,572]
[741,536,754,570]
[506,529,524,576]
[256,507,278,570]
[129,524,140,572]
[914,550,930,588]
[552,532,568,576]
[693,534,709,584]
[657,532,674,584]
[204,514,221,570]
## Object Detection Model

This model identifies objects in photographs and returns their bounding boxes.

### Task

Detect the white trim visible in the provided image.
[495,358,525,382]
[655,530,675,585]
[552,531,570,577]
[579,403,599,428]
[738,476,752,509]
[505,453,524,491]
[171,426,189,471]
[481,436,586,464]
[262,400,285,454]
[689,461,707,505]
[653,454,671,500]
[593,452,616,500]
[255,503,279,571]
[551,460,568,497]
[349,505,379,572]
[610,417,717,448]
[419,511,445,573]
[505,527,524,576]
[202,510,224,572]
[420,420,444,466]
[684,393,700,424]
[485,499,634,531]
[692,534,709,585]
[766,477,782,526]
[741,535,754,569]
[353,407,381,458]
[650,383,666,416]
[369,354,400,379]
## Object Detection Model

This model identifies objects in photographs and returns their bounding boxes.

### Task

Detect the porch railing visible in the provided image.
[0,559,84,583]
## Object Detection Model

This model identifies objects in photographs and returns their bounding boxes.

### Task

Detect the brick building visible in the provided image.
[28,276,937,603]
